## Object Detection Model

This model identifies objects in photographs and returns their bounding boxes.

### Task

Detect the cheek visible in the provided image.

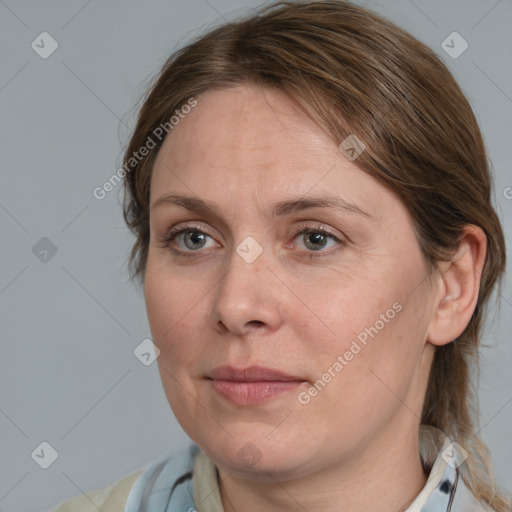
[145,273,205,422]
[314,296,424,418]
[145,276,173,338]
[303,277,418,387]
[144,271,200,361]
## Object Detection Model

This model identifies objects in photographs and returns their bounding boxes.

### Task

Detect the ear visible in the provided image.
[426,225,487,347]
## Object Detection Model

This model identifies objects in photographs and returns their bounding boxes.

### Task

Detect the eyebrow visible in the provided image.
[150,193,372,220]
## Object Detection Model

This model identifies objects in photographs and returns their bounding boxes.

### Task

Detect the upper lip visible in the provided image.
[208,365,305,382]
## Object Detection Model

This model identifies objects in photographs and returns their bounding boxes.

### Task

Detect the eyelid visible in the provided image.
[163,221,343,244]
[289,222,343,241]
[165,222,220,246]
[166,222,212,238]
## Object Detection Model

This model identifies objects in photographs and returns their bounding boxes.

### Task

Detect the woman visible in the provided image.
[51,0,510,510]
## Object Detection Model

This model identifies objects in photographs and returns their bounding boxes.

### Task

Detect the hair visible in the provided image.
[121,0,509,509]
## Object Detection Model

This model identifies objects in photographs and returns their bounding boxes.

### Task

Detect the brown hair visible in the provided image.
[121,1,509,509]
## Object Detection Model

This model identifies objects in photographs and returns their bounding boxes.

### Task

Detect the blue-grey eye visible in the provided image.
[303,232,329,250]
[183,231,208,250]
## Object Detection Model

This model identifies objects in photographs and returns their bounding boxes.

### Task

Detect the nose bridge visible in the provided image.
[210,237,281,335]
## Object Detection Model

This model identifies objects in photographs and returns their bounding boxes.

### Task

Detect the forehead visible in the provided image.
[149,84,401,226]
[156,84,334,170]
[152,85,375,198]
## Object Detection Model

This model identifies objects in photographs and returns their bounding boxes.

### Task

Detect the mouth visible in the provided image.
[207,365,308,405]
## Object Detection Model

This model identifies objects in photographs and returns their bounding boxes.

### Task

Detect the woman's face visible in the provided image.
[145,84,438,480]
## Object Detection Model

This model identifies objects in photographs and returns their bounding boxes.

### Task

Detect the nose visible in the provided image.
[209,245,283,337]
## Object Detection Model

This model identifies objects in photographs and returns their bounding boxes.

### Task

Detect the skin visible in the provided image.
[144,84,487,512]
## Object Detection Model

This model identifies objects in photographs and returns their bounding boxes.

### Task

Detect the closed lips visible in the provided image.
[207,365,306,382]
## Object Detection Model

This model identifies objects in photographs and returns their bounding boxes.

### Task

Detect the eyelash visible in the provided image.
[162,222,345,259]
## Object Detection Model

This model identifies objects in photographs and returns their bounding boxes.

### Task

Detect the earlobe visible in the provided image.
[426,225,487,347]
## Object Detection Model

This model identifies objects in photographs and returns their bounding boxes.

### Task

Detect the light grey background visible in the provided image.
[1,1,511,510]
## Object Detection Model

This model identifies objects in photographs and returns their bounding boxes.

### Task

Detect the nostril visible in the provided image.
[218,321,229,332]
[247,320,265,327]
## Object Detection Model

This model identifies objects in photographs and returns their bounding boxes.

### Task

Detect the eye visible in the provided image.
[288,223,345,256]
[164,223,218,256]
[161,222,345,258]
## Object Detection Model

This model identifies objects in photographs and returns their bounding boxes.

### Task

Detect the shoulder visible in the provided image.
[49,468,145,512]
[50,445,200,512]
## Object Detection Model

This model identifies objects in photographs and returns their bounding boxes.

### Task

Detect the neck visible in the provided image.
[218,420,428,512]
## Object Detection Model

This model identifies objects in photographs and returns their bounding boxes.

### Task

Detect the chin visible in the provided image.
[196,430,319,480]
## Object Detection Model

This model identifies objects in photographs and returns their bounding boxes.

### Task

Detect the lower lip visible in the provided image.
[210,380,303,405]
